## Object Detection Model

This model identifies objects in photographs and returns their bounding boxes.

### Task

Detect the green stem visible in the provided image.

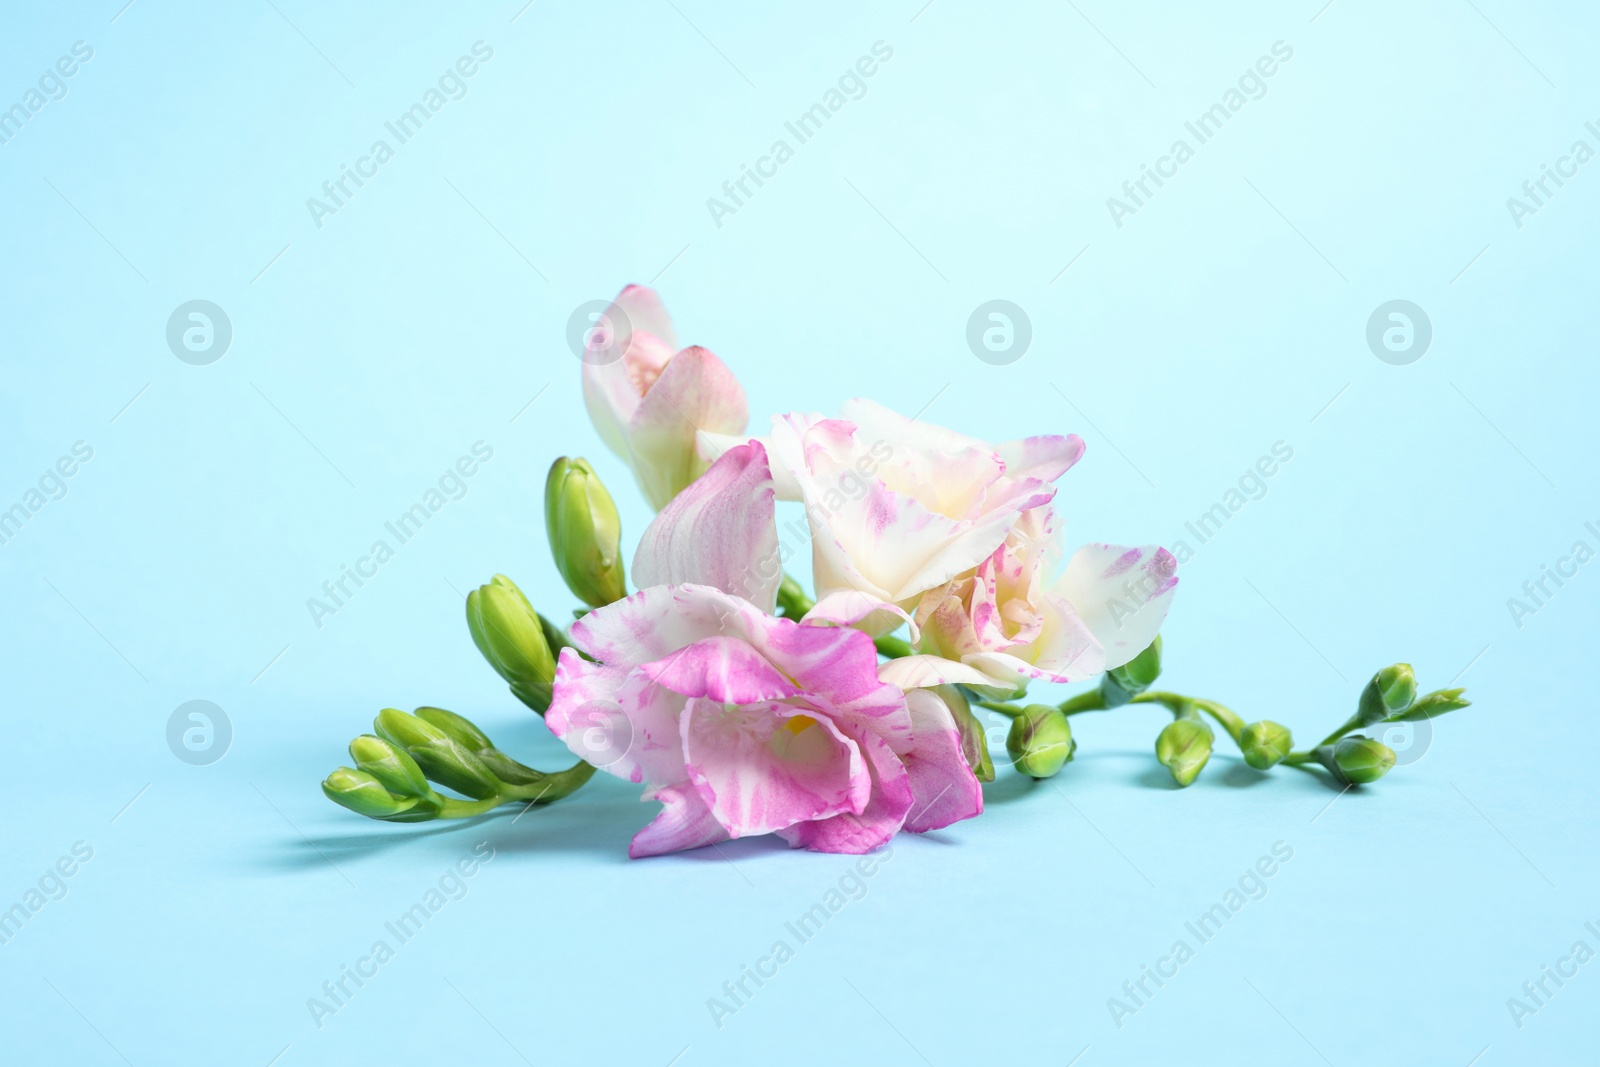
[1318,714,1363,748]
[776,573,815,619]
[975,699,1025,718]
[1132,691,1243,743]
[874,634,914,659]
[1059,690,1108,715]
[426,761,598,819]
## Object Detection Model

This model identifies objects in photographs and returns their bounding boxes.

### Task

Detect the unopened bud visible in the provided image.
[1155,717,1212,787]
[1390,687,1470,722]
[348,734,429,797]
[467,575,556,713]
[1006,704,1074,779]
[546,457,626,608]
[322,767,430,821]
[1320,735,1396,785]
[1239,720,1293,770]
[1357,663,1417,725]
[374,708,501,800]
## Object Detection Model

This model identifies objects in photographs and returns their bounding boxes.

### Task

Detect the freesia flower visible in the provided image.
[881,504,1178,691]
[543,440,982,857]
[704,398,1085,637]
[581,285,748,510]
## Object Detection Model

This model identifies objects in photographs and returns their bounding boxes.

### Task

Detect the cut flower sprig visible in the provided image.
[962,638,1470,788]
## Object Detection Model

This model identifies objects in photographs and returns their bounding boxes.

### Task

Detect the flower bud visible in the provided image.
[1390,687,1470,722]
[545,457,626,608]
[1103,635,1162,707]
[374,708,502,800]
[1321,735,1396,784]
[1155,718,1212,786]
[1357,663,1417,725]
[321,767,429,821]
[348,734,429,797]
[1239,720,1293,770]
[1006,704,1074,779]
[467,575,556,713]
[931,685,993,783]
[415,706,544,787]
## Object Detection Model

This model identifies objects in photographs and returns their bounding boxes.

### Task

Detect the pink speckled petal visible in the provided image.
[638,635,800,705]
[775,727,914,854]
[997,434,1086,483]
[629,782,729,858]
[545,647,689,789]
[682,698,869,839]
[632,441,780,611]
[627,345,749,509]
[803,590,917,642]
[568,584,755,669]
[901,688,984,832]
[1058,543,1178,670]
[580,285,678,461]
[877,653,996,690]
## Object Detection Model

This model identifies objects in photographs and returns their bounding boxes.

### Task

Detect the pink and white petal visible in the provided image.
[632,441,781,611]
[775,728,914,854]
[1057,544,1179,670]
[545,647,689,789]
[579,286,675,460]
[740,615,913,750]
[997,434,1086,483]
[629,782,729,858]
[804,590,917,642]
[628,345,749,509]
[681,698,868,839]
[878,653,996,691]
[638,635,800,704]
[900,688,984,832]
[568,584,755,669]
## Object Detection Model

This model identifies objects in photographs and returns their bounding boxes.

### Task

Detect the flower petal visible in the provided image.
[877,653,997,690]
[775,728,913,854]
[580,285,677,461]
[803,590,917,642]
[627,345,748,509]
[682,698,869,838]
[900,688,984,832]
[1057,543,1178,670]
[632,441,780,611]
[997,434,1086,483]
[629,782,729,858]
[545,647,688,789]
[637,635,800,704]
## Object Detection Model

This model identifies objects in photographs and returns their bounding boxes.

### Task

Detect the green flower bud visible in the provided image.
[467,575,556,713]
[1357,663,1417,725]
[1239,720,1294,770]
[348,734,430,797]
[1321,735,1397,785]
[931,685,993,783]
[1155,717,1212,787]
[1103,635,1163,706]
[1006,704,1074,779]
[546,457,626,608]
[1390,687,1470,722]
[374,708,502,800]
[321,767,427,820]
[414,706,544,787]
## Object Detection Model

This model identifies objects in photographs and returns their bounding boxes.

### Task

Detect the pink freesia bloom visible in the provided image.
[544,440,982,857]
[581,285,749,510]
[704,398,1085,638]
[880,506,1178,692]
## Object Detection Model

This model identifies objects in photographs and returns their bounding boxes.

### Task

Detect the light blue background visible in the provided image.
[2,1,1596,1064]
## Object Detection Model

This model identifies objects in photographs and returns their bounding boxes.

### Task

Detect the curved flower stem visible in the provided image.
[1317,714,1364,748]
[874,634,915,659]
[1132,692,1245,744]
[776,573,815,619]
[1059,690,1108,715]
